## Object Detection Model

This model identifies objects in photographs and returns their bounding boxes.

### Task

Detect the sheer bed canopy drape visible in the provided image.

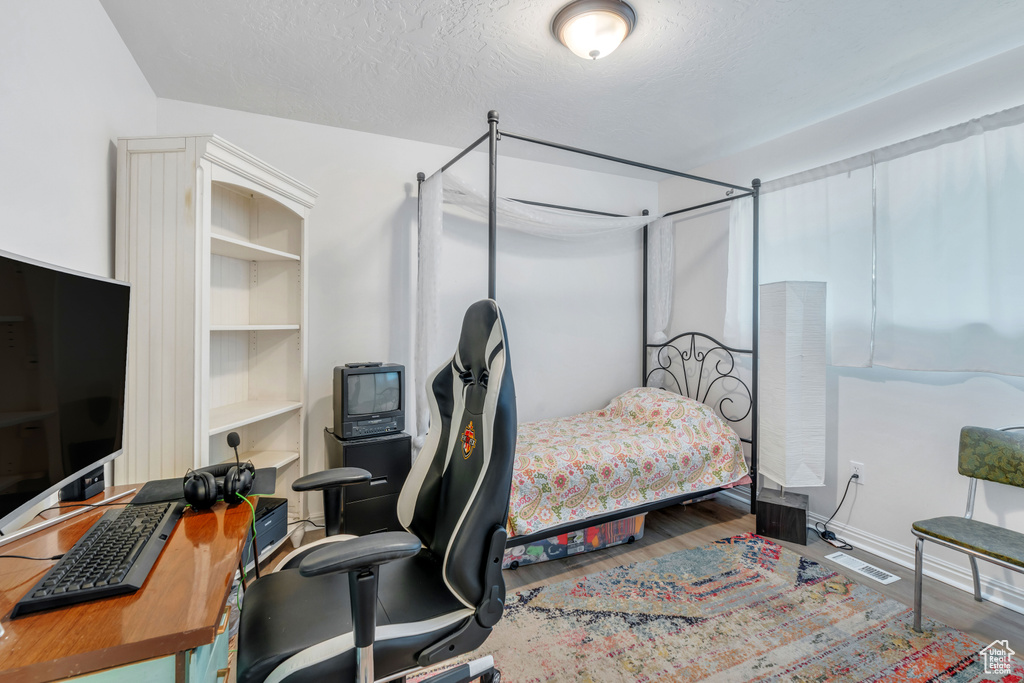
[413,171,674,446]
[411,109,760,516]
[726,104,1024,377]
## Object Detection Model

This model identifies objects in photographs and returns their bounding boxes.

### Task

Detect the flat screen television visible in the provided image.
[0,250,130,532]
[333,363,405,440]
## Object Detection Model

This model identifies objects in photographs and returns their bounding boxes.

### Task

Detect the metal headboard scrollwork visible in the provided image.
[644,332,753,443]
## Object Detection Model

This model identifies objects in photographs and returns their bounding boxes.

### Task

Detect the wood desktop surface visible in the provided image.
[0,485,250,682]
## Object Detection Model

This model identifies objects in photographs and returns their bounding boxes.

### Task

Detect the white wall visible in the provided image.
[430,155,655,423]
[0,0,155,531]
[661,45,1024,612]
[0,0,155,276]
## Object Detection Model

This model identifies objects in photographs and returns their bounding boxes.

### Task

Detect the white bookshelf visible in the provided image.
[210,324,300,332]
[236,450,300,470]
[210,234,299,262]
[115,135,317,521]
[208,401,303,435]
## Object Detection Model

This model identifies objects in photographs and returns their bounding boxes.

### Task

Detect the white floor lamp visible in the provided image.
[756,281,826,544]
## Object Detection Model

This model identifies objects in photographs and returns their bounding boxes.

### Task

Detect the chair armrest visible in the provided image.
[299,531,421,577]
[292,467,372,492]
[299,531,422,650]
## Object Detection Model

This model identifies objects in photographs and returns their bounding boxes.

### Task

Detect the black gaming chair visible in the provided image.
[236,300,517,683]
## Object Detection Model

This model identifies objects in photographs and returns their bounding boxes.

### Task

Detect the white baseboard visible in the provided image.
[807,511,1024,615]
[284,512,326,548]
[717,487,752,511]
[712,486,1024,614]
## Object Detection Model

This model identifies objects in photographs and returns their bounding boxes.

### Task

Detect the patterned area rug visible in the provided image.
[418,534,1024,682]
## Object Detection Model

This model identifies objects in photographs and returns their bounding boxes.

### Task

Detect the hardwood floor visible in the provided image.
[505,497,1024,648]
[237,497,1021,682]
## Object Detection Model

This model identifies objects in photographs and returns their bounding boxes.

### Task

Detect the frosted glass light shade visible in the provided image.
[553,1,636,60]
[759,281,827,488]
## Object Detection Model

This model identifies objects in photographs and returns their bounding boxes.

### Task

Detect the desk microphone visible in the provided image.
[227,432,241,466]
[224,430,260,578]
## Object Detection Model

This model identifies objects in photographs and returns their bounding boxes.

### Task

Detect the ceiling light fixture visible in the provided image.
[552,0,637,60]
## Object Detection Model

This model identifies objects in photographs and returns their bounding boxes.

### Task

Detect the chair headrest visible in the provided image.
[453,299,503,416]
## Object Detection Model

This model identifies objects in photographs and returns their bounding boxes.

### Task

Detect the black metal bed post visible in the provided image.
[498,130,751,193]
[487,111,499,299]
[641,210,649,387]
[440,133,489,173]
[750,178,761,515]
[662,192,754,217]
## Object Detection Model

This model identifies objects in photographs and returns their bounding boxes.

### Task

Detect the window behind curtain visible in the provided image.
[726,117,1024,377]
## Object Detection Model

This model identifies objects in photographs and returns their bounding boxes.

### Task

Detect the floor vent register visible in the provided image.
[825,551,900,584]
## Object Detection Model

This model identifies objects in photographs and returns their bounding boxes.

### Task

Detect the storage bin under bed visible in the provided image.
[503,513,645,569]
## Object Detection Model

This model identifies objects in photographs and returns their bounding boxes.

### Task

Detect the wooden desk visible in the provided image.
[0,486,250,682]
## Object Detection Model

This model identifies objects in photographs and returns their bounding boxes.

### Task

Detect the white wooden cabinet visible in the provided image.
[115,136,317,519]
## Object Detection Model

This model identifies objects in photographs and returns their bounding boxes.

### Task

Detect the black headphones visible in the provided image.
[183,432,255,509]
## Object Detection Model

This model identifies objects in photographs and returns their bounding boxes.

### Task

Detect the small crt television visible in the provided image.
[333,363,405,440]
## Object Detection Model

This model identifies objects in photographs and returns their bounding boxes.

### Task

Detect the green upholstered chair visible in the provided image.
[912,425,1024,632]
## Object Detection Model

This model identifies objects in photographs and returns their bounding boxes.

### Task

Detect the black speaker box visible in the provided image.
[756,488,808,545]
[59,466,105,502]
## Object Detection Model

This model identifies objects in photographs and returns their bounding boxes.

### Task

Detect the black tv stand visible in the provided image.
[323,429,411,535]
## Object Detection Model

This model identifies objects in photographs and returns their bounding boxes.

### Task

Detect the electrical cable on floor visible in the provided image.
[0,553,64,561]
[814,473,859,550]
[287,518,324,528]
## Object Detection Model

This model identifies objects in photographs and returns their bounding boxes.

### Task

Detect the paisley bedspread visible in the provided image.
[508,387,748,537]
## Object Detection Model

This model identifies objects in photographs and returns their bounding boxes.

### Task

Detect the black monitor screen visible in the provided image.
[0,253,130,528]
[347,372,401,415]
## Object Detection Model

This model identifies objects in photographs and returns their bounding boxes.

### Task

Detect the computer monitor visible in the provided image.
[0,250,130,532]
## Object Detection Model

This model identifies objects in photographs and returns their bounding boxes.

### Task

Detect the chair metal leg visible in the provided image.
[969,556,983,602]
[356,644,373,683]
[913,537,925,632]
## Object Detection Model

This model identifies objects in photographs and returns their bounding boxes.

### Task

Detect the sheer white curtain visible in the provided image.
[413,171,674,446]
[646,217,674,344]
[873,124,1024,374]
[725,170,875,366]
[726,107,1024,376]
[442,173,656,237]
[413,172,443,443]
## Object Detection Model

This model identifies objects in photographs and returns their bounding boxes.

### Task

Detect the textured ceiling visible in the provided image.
[99,0,1024,176]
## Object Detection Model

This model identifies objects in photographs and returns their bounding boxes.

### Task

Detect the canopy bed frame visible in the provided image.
[416,110,761,547]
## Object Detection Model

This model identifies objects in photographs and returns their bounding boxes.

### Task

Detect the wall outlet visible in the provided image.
[849,461,865,484]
